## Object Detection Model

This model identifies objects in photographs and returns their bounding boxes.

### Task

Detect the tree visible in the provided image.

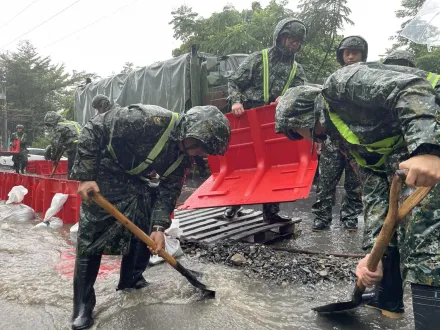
[169,0,353,83]
[0,40,95,142]
[297,0,353,82]
[121,61,134,74]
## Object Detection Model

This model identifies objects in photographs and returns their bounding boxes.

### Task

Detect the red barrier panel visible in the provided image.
[181,104,318,209]
[27,160,68,175]
[1,172,80,224]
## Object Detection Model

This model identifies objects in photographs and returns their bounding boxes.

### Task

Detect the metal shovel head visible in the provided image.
[313,291,375,314]
[175,260,216,299]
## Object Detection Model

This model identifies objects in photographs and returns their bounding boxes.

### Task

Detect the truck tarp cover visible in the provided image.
[74,53,190,125]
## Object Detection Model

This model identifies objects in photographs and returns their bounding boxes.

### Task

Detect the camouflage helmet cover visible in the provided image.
[274,18,307,55]
[336,35,368,65]
[92,94,111,109]
[175,106,231,156]
[383,49,416,67]
[44,111,63,127]
[275,85,322,138]
[16,124,24,129]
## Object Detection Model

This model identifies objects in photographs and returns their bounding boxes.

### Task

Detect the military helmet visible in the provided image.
[178,106,231,156]
[16,124,24,129]
[44,111,62,127]
[279,20,307,42]
[275,85,322,138]
[336,36,368,65]
[383,50,416,67]
[92,94,111,110]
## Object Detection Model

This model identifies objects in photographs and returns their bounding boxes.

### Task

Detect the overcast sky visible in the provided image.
[0,0,404,78]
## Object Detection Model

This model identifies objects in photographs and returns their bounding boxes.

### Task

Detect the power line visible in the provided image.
[43,0,141,49]
[0,0,41,31]
[0,0,82,50]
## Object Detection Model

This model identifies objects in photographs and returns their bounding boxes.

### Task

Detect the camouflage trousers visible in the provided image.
[311,139,362,224]
[359,164,440,286]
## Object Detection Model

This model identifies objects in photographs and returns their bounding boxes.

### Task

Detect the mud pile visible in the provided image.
[185,242,359,285]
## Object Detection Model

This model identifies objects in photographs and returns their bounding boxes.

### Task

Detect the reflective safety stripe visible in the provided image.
[427,72,440,89]
[73,140,78,143]
[323,97,404,172]
[262,49,298,104]
[107,112,183,179]
[59,121,81,135]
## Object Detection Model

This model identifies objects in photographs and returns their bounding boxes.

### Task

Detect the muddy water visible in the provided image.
[0,182,414,330]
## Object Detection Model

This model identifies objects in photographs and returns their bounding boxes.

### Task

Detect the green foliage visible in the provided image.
[31,135,51,148]
[121,61,134,74]
[0,40,95,142]
[416,48,440,73]
[169,0,353,83]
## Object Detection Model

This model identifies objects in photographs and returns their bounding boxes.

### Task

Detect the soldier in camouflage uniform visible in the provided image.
[225,18,307,222]
[44,111,81,179]
[70,104,230,330]
[383,49,416,68]
[10,124,28,174]
[91,94,119,115]
[311,36,366,231]
[275,63,440,328]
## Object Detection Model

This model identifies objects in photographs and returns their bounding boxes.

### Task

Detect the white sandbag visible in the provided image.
[149,220,184,265]
[0,204,35,222]
[70,223,79,245]
[44,193,68,221]
[6,186,28,204]
[32,217,63,230]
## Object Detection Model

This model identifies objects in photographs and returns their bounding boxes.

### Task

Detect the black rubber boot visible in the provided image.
[117,238,150,291]
[342,219,358,231]
[72,255,102,330]
[263,203,291,223]
[312,219,330,231]
[365,247,404,318]
[411,284,440,329]
[224,205,241,219]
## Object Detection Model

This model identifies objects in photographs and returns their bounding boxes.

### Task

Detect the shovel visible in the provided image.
[90,192,216,298]
[313,170,433,314]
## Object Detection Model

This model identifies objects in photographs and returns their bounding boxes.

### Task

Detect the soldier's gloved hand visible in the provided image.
[355,254,383,288]
[78,181,100,201]
[399,154,440,187]
[231,103,245,117]
[149,231,165,255]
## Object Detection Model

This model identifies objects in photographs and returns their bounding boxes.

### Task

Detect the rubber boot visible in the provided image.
[117,238,150,291]
[224,205,241,219]
[342,219,358,231]
[312,219,330,231]
[263,203,291,223]
[365,247,404,318]
[72,255,102,330]
[411,284,440,330]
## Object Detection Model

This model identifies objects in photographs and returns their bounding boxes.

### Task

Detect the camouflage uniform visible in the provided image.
[312,36,367,231]
[44,111,81,178]
[226,18,307,221]
[69,104,230,330]
[10,126,28,174]
[276,63,440,323]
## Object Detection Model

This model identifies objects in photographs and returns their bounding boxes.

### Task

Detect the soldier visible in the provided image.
[43,111,81,179]
[70,104,230,329]
[225,17,307,222]
[91,94,118,115]
[383,49,416,67]
[10,124,28,174]
[311,36,367,231]
[275,63,440,328]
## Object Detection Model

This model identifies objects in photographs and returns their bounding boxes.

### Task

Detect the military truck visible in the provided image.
[74,46,247,124]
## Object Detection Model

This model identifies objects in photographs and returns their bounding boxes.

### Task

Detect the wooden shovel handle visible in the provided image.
[90,192,178,267]
[357,173,433,291]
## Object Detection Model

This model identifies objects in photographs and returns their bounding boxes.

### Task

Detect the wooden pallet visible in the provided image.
[174,207,301,246]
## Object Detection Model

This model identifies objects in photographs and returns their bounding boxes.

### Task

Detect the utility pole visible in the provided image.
[0,81,6,150]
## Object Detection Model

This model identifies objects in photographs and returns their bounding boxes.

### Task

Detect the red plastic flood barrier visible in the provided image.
[181,104,318,209]
[0,139,20,156]
[27,160,68,175]
[0,172,80,224]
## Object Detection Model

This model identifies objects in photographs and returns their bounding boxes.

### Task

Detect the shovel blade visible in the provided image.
[175,261,216,298]
[312,292,375,314]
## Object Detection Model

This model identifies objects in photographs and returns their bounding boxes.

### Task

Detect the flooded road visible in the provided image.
[0,179,415,330]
